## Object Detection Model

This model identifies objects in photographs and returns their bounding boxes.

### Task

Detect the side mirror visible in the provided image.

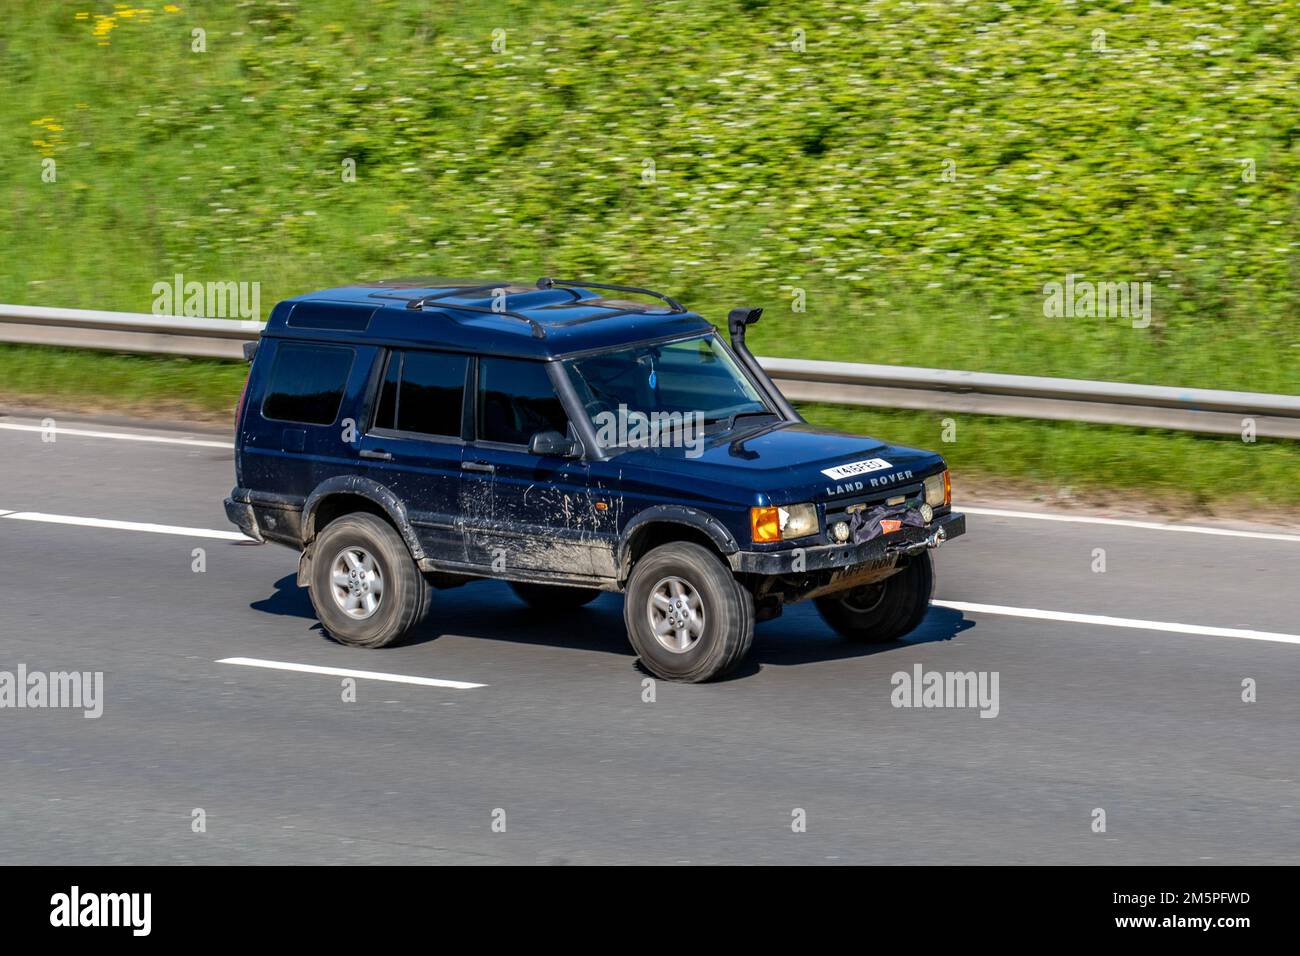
[528,430,578,458]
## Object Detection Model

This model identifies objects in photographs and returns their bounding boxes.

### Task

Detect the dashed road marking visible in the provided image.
[1,509,247,541]
[961,505,1300,543]
[217,657,486,690]
[0,421,232,449]
[933,600,1300,646]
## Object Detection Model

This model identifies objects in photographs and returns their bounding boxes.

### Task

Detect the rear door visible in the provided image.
[357,348,469,563]
[242,338,361,504]
[460,356,600,578]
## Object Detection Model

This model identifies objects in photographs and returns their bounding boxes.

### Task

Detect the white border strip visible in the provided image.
[1,510,247,541]
[961,505,1300,543]
[933,600,1300,646]
[218,657,485,690]
[0,422,232,449]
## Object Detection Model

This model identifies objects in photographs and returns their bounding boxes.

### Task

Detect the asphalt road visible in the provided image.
[1,412,1297,865]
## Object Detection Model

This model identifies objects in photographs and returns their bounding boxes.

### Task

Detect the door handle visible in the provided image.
[359,448,393,461]
[461,460,495,473]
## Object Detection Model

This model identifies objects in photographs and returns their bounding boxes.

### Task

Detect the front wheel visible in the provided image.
[815,552,934,643]
[623,542,754,683]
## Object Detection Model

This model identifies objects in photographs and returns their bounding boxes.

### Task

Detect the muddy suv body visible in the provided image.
[225,278,966,681]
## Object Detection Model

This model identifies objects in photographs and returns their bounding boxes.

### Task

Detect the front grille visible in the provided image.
[821,481,925,542]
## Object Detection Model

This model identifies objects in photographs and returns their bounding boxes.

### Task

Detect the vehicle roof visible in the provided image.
[264,278,716,359]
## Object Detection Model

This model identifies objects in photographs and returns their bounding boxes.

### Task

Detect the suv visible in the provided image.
[225,277,965,682]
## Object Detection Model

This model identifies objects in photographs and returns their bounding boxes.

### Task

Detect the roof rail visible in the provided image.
[536,277,686,314]
[405,284,547,339]
[401,278,691,340]
[402,283,519,311]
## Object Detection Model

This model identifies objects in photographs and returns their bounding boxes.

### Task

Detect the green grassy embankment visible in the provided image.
[2,1,1297,510]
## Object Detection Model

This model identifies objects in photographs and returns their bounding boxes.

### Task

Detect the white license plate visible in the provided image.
[820,457,893,481]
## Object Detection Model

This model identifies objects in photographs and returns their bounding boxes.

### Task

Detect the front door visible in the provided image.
[460,356,600,579]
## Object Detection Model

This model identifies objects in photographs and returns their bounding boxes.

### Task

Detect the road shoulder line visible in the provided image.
[933,600,1300,646]
[217,657,486,690]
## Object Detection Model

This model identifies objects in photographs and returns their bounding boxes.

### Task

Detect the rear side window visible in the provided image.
[286,303,375,332]
[261,343,354,425]
[476,357,568,445]
[372,350,467,438]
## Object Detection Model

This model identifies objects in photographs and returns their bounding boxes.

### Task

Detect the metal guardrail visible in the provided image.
[2,303,1298,439]
[0,304,259,360]
[762,358,1300,440]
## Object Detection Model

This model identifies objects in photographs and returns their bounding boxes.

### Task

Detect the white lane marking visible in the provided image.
[932,600,1300,647]
[218,657,485,690]
[6,505,1297,647]
[1,510,246,541]
[3,419,1295,541]
[0,422,232,449]
[960,505,1300,542]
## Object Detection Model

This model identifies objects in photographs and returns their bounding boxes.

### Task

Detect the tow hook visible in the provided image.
[887,524,947,557]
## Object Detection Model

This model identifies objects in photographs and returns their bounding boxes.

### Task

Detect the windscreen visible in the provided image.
[564,334,771,448]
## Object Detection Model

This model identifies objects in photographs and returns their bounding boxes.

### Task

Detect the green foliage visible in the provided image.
[2,1,1297,505]
[3,0,1298,391]
[0,343,245,419]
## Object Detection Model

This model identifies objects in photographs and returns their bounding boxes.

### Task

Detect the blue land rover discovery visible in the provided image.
[225,278,965,682]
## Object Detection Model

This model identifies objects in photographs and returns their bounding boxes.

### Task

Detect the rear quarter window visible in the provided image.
[260,342,355,425]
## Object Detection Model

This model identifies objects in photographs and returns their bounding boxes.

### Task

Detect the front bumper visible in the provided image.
[729,510,965,575]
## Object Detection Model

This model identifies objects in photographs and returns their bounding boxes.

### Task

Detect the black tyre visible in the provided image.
[623,541,754,683]
[308,513,431,648]
[508,581,601,610]
[815,552,934,643]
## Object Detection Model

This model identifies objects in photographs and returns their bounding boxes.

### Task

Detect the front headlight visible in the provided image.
[750,502,820,542]
[924,470,951,508]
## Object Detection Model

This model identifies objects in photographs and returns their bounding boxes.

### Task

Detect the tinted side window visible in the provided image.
[476,358,567,445]
[372,350,400,431]
[371,350,467,437]
[261,343,354,425]
[397,351,467,437]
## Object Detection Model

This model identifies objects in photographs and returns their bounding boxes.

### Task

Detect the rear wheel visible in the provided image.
[508,581,601,610]
[623,542,754,683]
[308,513,430,648]
[815,552,934,643]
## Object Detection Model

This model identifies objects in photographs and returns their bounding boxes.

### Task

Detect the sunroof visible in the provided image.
[538,296,667,313]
